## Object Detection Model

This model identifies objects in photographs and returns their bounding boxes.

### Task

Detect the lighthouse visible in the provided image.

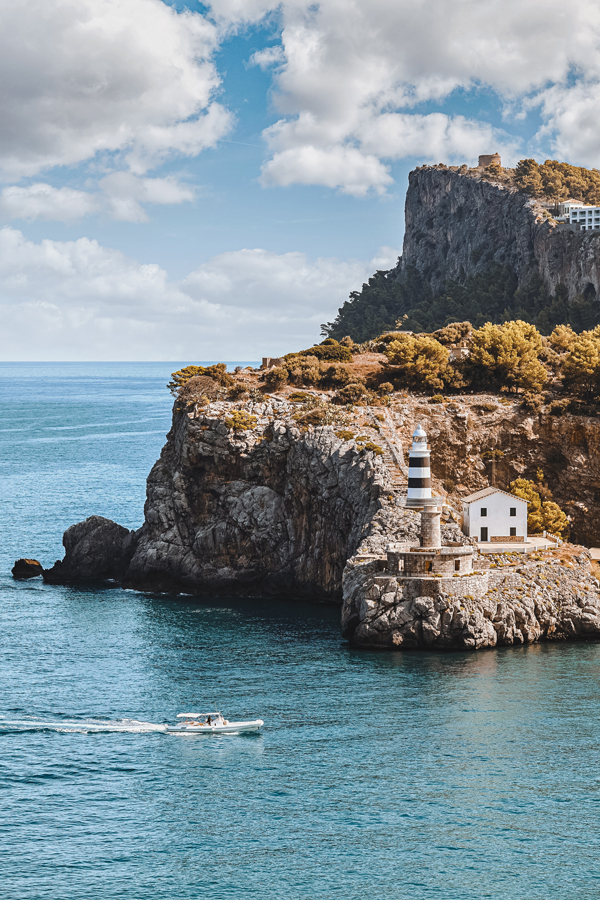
[406,424,441,549]
[406,424,434,507]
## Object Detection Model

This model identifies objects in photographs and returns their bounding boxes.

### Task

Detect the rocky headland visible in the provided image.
[39,380,600,651]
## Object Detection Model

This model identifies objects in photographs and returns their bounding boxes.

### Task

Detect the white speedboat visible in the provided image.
[166,712,263,734]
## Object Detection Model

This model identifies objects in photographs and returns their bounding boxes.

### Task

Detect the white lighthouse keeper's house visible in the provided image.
[462,487,528,543]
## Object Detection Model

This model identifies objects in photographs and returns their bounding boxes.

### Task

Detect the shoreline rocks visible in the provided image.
[12,558,44,579]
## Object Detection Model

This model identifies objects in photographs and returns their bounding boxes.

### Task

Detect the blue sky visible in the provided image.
[0,0,597,360]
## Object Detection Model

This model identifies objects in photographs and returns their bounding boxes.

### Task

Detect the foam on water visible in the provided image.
[0,718,168,733]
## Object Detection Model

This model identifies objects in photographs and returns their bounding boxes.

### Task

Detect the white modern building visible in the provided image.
[462,487,528,543]
[569,205,600,230]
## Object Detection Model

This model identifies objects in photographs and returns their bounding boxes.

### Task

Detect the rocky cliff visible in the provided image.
[400,166,600,300]
[45,397,397,601]
[42,387,600,651]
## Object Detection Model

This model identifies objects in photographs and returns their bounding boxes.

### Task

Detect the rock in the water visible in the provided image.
[43,515,137,584]
[12,558,44,579]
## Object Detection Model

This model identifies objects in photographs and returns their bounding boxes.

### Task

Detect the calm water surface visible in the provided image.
[1,362,599,899]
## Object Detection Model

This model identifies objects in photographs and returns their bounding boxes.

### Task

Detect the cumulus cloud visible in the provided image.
[0,175,195,223]
[99,174,195,222]
[0,228,397,359]
[0,0,232,179]
[0,184,99,222]
[232,0,600,190]
[260,146,393,196]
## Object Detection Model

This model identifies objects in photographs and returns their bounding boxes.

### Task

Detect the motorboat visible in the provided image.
[166,712,263,734]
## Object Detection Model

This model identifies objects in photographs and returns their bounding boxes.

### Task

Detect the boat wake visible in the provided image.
[0,718,167,734]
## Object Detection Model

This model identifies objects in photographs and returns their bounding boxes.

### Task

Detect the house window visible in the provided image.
[425,561,432,573]
[510,527,517,537]
[510,507,516,516]
[481,527,488,542]
[481,507,487,517]
[454,559,461,572]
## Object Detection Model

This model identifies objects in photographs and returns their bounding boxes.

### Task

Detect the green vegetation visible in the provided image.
[261,340,359,391]
[509,474,569,539]
[224,411,257,431]
[168,363,234,396]
[371,319,600,408]
[360,441,384,457]
[322,264,600,341]
[514,158,600,204]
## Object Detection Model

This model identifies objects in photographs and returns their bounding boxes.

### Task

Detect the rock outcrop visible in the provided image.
[12,558,44,579]
[43,516,137,585]
[342,546,600,650]
[400,166,600,300]
[44,399,393,601]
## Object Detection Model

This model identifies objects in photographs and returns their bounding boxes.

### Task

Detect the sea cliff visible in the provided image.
[42,388,600,650]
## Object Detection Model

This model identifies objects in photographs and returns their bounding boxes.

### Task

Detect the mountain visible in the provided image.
[323,163,600,340]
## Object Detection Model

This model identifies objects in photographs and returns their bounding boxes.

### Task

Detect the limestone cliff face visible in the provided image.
[400,166,600,299]
[46,398,393,601]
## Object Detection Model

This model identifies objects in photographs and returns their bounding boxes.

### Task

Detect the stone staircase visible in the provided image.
[368,409,408,493]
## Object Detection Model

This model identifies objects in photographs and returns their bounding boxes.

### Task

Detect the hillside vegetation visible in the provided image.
[323,158,600,342]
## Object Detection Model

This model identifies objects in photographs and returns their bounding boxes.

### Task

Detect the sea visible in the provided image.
[1,361,600,899]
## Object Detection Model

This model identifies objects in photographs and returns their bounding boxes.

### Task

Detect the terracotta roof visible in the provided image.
[461,486,528,504]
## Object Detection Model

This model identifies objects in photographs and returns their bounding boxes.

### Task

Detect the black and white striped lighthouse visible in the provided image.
[406,424,433,507]
[406,423,441,547]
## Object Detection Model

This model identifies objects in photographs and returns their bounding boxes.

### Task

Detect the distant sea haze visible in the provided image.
[1,362,599,899]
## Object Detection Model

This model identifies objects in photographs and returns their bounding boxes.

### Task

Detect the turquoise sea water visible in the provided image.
[1,362,600,899]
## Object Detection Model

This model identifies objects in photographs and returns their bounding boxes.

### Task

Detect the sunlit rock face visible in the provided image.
[400,166,600,301]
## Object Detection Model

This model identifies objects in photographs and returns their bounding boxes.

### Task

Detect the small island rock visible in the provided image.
[12,558,44,579]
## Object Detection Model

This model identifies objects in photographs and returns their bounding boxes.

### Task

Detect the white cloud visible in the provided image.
[0,0,232,179]
[0,228,396,359]
[232,0,600,190]
[260,145,393,196]
[0,175,195,223]
[534,82,600,167]
[99,173,195,222]
[0,184,99,222]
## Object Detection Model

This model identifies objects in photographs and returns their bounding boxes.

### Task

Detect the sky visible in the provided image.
[0,0,599,360]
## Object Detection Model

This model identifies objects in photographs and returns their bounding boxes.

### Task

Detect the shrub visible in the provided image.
[177,375,222,405]
[562,326,600,398]
[430,394,444,403]
[228,383,249,400]
[335,430,355,441]
[549,398,571,416]
[509,477,569,538]
[286,355,321,386]
[361,441,384,457]
[288,391,312,402]
[264,366,289,389]
[224,411,257,431]
[481,449,504,461]
[319,363,355,387]
[168,363,234,395]
[465,321,547,393]
[286,340,353,363]
[477,402,498,412]
[444,479,456,493]
[384,333,454,391]
[335,382,367,404]
[521,392,544,412]
[378,382,394,394]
